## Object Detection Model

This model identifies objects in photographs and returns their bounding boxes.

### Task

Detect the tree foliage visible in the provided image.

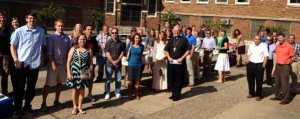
[88,9,105,34]
[204,20,230,35]
[34,2,63,27]
[161,10,181,28]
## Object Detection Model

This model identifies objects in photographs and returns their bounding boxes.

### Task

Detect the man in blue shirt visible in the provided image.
[185,27,196,87]
[10,11,46,117]
[40,19,70,112]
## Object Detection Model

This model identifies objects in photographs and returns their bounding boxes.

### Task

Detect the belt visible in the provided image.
[276,64,290,66]
[249,62,263,65]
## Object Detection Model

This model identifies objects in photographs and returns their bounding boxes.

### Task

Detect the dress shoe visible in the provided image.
[270,97,281,101]
[172,97,180,101]
[246,95,254,98]
[169,96,174,99]
[255,97,262,101]
[279,99,290,105]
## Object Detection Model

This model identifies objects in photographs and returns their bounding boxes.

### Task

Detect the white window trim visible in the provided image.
[287,0,300,6]
[105,0,115,15]
[165,0,175,3]
[180,0,192,3]
[197,0,209,4]
[235,0,250,5]
[148,0,157,17]
[215,0,228,4]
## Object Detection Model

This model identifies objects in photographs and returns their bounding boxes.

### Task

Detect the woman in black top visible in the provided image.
[214,30,230,83]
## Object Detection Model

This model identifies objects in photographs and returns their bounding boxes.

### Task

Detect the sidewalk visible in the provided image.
[4,64,300,119]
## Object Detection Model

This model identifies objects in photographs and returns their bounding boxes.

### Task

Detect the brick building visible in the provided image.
[104,0,300,42]
[0,0,105,28]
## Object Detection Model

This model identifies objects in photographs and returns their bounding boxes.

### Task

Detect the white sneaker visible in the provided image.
[105,93,110,100]
[115,93,122,99]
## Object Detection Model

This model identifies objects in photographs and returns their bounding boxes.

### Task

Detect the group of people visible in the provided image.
[246,32,299,105]
[0,10,299,118]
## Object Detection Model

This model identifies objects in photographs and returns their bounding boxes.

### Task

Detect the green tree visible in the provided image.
[161,10,181,29]
[34,2,63,28]
[204,20,230,35]
[88,9,105,34]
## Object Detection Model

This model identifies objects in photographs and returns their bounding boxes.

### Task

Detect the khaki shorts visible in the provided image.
[45,65,67,87]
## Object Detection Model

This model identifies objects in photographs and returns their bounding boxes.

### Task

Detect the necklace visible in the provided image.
[173,37,180,52]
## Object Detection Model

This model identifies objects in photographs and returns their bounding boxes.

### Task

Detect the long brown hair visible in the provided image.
[131,33,142,45]
[157,31,167,44]
[74,35,88,49]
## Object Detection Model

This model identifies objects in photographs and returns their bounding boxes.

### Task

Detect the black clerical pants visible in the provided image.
[168,63,185,98]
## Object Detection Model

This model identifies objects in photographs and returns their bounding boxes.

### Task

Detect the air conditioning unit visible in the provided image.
[220,19,230,25]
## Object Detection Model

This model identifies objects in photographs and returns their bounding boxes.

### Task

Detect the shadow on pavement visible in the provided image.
[182,86,217,99]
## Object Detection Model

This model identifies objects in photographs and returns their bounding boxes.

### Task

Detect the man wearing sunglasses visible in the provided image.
[202,29,216,77]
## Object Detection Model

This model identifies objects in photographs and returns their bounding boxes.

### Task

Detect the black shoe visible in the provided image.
[54,101,65,108]
[172,97,180,101]
[24,108,36,116]
[13,111,23,118]
[169,96,174,99]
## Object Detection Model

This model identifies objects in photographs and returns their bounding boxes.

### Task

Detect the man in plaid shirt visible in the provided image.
[288,34,300,95]
[95,25,111,82]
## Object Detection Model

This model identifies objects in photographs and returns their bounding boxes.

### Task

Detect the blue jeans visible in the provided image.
[105,66,122,94]
[97,55,107,81]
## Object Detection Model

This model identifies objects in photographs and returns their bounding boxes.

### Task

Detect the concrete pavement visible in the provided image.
[3,63,300,119]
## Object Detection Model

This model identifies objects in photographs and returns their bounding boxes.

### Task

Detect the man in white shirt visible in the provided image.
[202,29,216,76]
[246,35,268,101]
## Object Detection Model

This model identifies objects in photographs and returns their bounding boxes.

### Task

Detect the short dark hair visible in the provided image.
[278,33,285,38]
[26,10,37,18]
[221,30,226,35]
[84,24,92,30]
[186,27,192,31]
[54,19,64,26]
[111,28,118,32]
[0,10,7,17]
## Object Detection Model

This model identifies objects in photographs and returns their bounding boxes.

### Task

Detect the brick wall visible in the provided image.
[291,22,300,44]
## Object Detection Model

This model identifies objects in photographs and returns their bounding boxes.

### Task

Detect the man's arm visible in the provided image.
[165,51,173,62]
[263,56,267,68]
[10,45,21,69]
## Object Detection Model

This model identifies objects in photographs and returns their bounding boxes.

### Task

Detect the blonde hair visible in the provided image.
[72,23,83,39]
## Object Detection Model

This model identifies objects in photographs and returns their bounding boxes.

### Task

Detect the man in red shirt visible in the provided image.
[270,33,295,105]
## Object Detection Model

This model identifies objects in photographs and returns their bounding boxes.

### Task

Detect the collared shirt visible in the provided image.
[96,33,111,57]
[275,41,295,65]
[185,34,196,46]
[46,31,70,65]
[291,42,300,62]
[267,43,276,60]
[202,36,216,50]
[194,37,202,53]
[105,39,126,67]
[10,25,46,69]
[247,43,268,63]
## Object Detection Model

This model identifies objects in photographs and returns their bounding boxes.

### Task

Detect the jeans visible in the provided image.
[97,55,107,81]
[105,66,122,94]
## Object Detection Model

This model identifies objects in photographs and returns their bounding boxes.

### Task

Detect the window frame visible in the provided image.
[165,0,175,3]
[105,0,115,15]
[215,0,228,4]
[287,0,300,6]
[148,0,157,17]
[180,0,192,4]
[197,0,209,4]
[235,0,250,5]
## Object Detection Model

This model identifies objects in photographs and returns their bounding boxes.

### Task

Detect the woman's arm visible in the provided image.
[67,47,75,80]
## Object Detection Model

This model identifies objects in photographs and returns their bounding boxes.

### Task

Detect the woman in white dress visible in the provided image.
[152,31,168,91]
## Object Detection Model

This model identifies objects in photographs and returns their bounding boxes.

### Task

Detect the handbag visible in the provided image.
[77,50,91,80]
[126,44,132,61]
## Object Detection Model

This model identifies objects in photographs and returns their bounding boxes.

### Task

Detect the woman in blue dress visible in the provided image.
[127,34,144,100]
[67,35,93,115]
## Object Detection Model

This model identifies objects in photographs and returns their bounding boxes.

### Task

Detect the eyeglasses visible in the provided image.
[266,39,271,41]
[206,33,211,34]
[111,32,118,34]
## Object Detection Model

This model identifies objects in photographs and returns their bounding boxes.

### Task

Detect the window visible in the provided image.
[106,0,114,13]
[215,0,228,4]
[148,0,157,16]
[288,0,300,6]
[180,0,191,3]
[250,20,265,40]
[275,21,290,38]
[198,0,208,4]
[180,15,190,26]
[165,0,175,3]
[235,0,250,4]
